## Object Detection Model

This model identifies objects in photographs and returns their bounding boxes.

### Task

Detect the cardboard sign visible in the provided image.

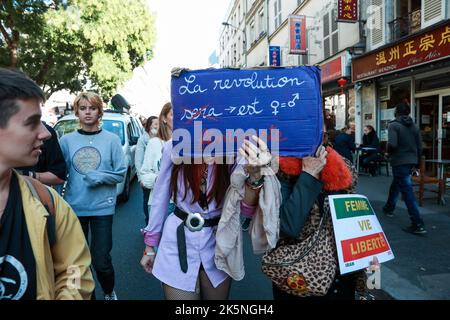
[328,194,394,274]
[170,67,323,158]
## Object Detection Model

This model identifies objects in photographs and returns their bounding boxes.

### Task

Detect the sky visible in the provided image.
[118,0,231,118]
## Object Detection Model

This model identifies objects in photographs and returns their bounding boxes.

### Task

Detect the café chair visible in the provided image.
[412,156,441,206]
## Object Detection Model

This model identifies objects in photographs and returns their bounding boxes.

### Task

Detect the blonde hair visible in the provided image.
[157,102,173,141]
[73,92,104,118]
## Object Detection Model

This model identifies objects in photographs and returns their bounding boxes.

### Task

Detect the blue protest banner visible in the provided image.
[171,67,323,158]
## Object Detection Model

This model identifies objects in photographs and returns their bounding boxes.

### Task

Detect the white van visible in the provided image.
[54,110,143,202]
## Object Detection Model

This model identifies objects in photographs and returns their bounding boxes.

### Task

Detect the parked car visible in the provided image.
[54,110,144,202]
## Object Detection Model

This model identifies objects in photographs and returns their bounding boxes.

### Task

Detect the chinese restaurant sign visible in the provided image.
[353,23,450,81]
[289,15,307,55]
[337,0,358,23]
[321,56,343,83]
[171,67,323,158]
[329,195,394,275]
[269,46,281,66]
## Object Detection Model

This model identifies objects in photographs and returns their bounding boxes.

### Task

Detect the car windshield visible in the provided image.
[54,119,125,145]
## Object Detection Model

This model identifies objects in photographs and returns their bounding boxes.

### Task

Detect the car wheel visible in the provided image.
[118,170,130,203]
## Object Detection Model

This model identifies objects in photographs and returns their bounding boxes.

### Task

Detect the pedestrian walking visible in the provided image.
[139,103,173,226]
[135,115,159,225]
[60,92,126,300]
[0,68,94,300]
[382,102,426,235]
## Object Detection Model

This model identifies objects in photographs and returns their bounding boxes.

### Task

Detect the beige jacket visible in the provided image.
[215,165,281,281]
[17,172,94,299]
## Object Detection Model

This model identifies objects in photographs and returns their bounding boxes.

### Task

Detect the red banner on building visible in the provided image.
[289,15,307,55]
[321,56,343,83]
[353,22,450,82]
[337,0,358,23]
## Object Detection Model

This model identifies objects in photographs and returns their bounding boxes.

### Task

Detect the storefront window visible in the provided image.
[379,81,411,141]
[324,94,346,131]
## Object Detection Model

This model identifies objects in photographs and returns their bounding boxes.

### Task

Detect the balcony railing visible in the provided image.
[388,9,421,42]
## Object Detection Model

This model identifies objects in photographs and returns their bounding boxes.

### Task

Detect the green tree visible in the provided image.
[0,0,156,99]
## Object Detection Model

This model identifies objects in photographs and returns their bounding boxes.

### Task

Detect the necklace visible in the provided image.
[87,135,96,145]
[78,129,101,145]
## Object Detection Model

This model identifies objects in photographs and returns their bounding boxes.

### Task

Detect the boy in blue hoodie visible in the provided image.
[60,92,126,300]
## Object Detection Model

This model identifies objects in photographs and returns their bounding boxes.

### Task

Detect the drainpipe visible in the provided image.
[266,0,270,65]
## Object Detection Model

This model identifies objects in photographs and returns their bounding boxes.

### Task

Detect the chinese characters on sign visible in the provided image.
[337,0,358,23]
[289,15,307,55]
[269,46,281,66]
[353,23,450,81]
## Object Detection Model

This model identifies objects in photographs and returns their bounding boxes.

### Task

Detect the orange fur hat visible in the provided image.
[278,146,353,191]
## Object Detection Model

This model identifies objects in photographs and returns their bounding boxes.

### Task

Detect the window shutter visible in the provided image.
[369,0,385,49]
[422,0,445,28]
[332,32,339,55]
[331,9,338,32]
[324,37,330,59]
[323,13,330,37]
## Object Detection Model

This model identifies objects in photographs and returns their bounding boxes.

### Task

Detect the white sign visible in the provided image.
[328,194,394,275]
[381,108,395,121]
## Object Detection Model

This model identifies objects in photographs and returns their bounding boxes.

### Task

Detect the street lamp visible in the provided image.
[222,22,247,67]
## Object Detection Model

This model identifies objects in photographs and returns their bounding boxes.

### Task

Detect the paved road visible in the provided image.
[94,174,446,300]
[96,178,273,300]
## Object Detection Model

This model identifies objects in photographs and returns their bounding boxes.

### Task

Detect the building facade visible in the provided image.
[353,0,450,163]
[219,0,450,162]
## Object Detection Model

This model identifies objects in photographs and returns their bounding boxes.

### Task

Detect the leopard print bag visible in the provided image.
[261,195,338,297]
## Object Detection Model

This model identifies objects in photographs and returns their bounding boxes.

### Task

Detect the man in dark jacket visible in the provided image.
[382,102,426,235]
[333,124,356,164]
[16,121,67,186]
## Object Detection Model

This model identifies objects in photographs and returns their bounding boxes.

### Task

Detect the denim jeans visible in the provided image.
[79,215,115,295]
[142,187,151,225]
[383,164,424,226]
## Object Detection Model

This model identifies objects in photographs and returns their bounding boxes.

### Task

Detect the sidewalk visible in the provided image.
[356,174,450,300]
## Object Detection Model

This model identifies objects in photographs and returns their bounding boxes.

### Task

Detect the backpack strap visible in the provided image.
[23,176,56,248]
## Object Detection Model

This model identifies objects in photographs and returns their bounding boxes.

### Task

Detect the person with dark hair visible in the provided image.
[16,121,67,186]
[359,125,380,176]
[0,68,94,299]
[383,102,426,235]
[333,124,356,163]
[135,115,159,225]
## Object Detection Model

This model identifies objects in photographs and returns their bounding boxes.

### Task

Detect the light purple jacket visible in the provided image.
[143,141,239,292]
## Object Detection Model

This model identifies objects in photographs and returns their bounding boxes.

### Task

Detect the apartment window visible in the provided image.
[238,4,241,23]
[274,0,282,29]
[250,19,256,44]
[258,8,265,37]
[323,9,339,59]
[237,37,241,62]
